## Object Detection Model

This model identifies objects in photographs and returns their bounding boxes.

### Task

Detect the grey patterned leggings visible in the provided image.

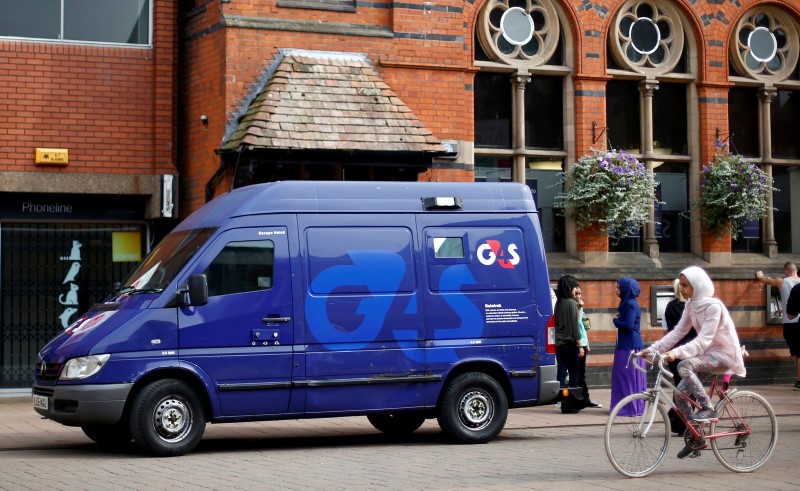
[674,354,724,419]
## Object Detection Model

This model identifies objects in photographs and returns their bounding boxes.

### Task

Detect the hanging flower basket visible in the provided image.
[556,148,660,242]
[693,144,775,239]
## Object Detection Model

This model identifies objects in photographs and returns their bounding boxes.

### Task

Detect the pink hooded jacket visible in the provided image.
[650,266,746,377]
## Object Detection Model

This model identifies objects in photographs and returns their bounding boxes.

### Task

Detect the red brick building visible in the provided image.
[2,0,798,390]
[180,0,800,386]
[0,1,178,389]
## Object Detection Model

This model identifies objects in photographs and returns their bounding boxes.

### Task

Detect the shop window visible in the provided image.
[526,158,566,252]
[654,162,689,252]
[773,166,799,254]
[0,222,147,388]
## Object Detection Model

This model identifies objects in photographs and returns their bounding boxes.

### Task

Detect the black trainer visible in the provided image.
[677,445,703,459]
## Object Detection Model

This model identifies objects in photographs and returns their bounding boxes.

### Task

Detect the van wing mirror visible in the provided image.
[187,274,209,306]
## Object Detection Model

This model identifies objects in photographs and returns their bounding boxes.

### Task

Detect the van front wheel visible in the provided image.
[129,378,205,457]
[437,372,508,443]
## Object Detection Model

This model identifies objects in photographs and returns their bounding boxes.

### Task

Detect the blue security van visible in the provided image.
[32,181,558,456]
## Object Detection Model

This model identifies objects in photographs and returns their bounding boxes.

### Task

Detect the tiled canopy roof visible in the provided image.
[222,50,445,154]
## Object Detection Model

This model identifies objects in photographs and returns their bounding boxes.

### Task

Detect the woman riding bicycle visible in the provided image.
[642,266,746,459]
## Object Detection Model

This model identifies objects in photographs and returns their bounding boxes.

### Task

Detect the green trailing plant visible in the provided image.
[555,148,660,242]
[694,142,776,239]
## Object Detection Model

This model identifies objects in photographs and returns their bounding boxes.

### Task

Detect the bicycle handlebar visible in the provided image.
[628,350,674,379]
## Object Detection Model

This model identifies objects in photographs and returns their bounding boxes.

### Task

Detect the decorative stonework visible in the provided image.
[729,6,799,82]
[608,0,684,76]
[476,0,560,67]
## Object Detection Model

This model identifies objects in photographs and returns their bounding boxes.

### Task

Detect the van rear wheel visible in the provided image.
[129,378,205,457]
[437,372,508,443]
[367,413,426,436]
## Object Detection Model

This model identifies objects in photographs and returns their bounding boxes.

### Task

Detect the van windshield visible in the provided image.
[118,228,217,295]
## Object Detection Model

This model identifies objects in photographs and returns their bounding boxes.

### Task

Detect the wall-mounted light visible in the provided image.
[200,114,208,129]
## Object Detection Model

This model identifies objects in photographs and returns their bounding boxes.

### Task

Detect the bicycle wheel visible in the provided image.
[710,390,778,472]
[605,393,671,478]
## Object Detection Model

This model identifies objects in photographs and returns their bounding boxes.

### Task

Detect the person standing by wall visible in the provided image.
[574,285,602,408]
[755,261,800,390]
[554,275,584,390]
[610,277,646,416]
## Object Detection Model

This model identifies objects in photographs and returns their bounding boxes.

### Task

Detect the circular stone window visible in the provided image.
[610,0,684,76]
[731,7,798,81]
[500,7,535,46]
[478,0,560,67]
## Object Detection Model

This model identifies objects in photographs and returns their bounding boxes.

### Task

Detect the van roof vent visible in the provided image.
[422,196,463,211]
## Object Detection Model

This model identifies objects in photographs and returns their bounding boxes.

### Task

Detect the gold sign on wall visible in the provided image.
[35,148,69,165]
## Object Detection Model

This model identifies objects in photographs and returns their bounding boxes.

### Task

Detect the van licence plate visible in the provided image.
[33,394,48,411]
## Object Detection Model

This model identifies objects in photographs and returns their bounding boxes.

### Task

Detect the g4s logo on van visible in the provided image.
[477,240,520,269]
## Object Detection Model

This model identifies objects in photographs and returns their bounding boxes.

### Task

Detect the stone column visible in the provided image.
[758,87,778,257]
[512,72,531,184]
[640,79,660,258]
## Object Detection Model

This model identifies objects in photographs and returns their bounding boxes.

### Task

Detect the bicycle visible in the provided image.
[604,351,778,478]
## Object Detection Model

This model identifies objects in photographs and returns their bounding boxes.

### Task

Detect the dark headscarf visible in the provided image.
[617,277,641,311]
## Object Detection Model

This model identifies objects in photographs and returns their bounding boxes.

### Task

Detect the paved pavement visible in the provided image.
[0,384,798,490]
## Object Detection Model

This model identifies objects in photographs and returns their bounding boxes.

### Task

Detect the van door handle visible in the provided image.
[262,316,291,323]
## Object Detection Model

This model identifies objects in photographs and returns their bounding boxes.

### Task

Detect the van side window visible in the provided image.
[204,240,274,297]
[433,237,464,258]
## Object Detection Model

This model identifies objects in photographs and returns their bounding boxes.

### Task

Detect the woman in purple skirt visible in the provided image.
[610,277,646,416]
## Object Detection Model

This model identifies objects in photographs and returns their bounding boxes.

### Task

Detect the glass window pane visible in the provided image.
[654,162,690,252]
[525,76,563,150]
[204,241,275,297]
[474,73,512,148]
[474,156,512,182]
[526,159,565,252]
[652,83,688,155]
[433,237,465,258]
[0,0,59,40]
[64,0,149,44]
[606,80,641,151]
[728,87,760,158]
[773,166,799,254]
[772,90,800,159]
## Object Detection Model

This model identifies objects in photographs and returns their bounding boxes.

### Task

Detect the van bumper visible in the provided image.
[32,383,133,427]
[537,364,560,404]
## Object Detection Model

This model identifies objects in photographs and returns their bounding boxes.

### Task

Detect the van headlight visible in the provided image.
[59,354,111,380]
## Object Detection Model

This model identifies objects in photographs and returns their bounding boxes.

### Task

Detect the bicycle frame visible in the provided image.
[633,352,751,444]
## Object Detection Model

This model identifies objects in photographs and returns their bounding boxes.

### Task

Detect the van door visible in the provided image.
[298,215,427,413]
[177,226,293,417]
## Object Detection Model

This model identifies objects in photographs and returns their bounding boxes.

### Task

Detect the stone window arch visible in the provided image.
[728,6,800,255]
[605,0,698,256]
[473,0,574,254]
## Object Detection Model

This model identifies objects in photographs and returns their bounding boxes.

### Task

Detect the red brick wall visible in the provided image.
[178,0,799,382]
[0,1,177,176]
